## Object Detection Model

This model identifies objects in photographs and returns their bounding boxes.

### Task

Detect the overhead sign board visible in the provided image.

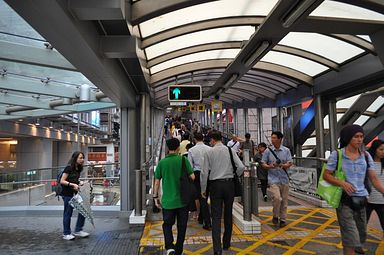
[168,85,202,102]
[211,100,222,112]
[170,101,187,106]
[197,104,205,112]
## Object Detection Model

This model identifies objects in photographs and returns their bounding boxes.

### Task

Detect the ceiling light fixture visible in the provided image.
[282,0,318,28]
[35,118,40,126]
[243,41,270,68]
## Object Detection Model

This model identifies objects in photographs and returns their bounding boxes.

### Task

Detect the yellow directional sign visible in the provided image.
[197,104,205,112]
[189,104,197,112]
[211,100,222,112]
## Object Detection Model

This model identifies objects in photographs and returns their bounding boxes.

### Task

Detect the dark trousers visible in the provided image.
[199,196,211,226]
[210,180,235,253]
[162,206,189,255]
[366,202,384,231]
[63,196,85,235]
[260,179,268,197]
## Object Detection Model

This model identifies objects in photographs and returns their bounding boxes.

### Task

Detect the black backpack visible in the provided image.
[54,168,65,198]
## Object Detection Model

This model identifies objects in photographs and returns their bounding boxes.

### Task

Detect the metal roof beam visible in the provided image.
[0,40,76,72]
[0,101,115,120]
[141,17,263,49]
[295,16,384,35]
[5,0,138,107]
[101,36,137,58]
[205,0,323,97]
[130,0,215,26]
[334,0,384,15]
[68,0,126,20]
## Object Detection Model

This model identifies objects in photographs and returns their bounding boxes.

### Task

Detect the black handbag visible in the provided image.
[180,157,197,211]
[227,146,243,197]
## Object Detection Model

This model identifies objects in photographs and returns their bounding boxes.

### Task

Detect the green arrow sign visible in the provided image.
[172,88,181,100]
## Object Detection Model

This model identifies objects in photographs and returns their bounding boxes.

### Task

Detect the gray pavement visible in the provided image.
[0,215,143,255]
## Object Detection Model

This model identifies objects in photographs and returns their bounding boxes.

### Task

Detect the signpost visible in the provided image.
[211,100,222,112]
[168,85,202,102]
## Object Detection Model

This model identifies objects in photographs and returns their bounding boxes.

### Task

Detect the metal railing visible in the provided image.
[135,124,165,216]
[0,163,120,207]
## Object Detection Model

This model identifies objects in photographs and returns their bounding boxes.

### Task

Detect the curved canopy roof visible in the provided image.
[128,0,384,107]
[2,0,384,111]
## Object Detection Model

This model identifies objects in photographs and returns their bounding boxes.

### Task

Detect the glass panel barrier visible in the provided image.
[0,163,120,207]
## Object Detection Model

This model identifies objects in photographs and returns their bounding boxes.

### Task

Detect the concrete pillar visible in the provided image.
[328,99,338,152]
[315,95,325,158]
[226,108,230,135]
[120,107,140,212]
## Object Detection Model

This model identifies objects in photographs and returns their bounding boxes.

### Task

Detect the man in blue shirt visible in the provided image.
[261,131,292,227]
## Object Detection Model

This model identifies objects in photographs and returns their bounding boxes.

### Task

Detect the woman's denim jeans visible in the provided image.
[63,196,85,235]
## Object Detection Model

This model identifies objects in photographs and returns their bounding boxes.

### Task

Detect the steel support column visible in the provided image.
[140,94,147,166]
[315,95,325,158]
[244,108,248,134]
[233,108,238,135]
[257,108,263,145]
[328,99,338,152]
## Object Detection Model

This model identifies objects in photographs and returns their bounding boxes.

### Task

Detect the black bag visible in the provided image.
[227,146,242,197]
[341,193,367,210]
[180,157,197,211]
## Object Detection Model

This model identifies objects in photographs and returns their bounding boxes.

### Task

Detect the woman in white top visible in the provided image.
[367,139,384,233]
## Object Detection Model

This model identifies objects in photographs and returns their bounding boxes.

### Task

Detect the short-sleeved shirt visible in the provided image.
[326,149,375,197]
[368,162,384,204]
[227,140,240,153]
[261,145,292,185]
[61,166,81,197]
[155,153,193,209]
[240,140,255,158]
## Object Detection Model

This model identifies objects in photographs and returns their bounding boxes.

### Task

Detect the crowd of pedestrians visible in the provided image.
[156,118,383,255]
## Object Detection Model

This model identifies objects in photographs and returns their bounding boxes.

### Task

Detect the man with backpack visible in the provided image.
[153,138,195,255]
[261,131,292,228]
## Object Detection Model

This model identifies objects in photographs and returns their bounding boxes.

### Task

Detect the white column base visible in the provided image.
[129,209,147,224]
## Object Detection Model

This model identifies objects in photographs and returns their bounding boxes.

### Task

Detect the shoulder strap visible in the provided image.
[227,146,237,175]
[268,147,280,161]
[230,141,237,148]
[336,149,342,174]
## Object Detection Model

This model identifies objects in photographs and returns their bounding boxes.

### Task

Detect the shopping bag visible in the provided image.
[317,149,345,208]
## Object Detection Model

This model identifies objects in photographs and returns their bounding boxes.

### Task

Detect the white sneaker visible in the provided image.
[166,249,175,255]
[63,234,75,240]
[73,231,89,238]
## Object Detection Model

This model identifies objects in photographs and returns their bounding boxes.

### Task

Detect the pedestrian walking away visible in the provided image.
[153,138,195,255]
[188,132,212,230]
[201,131,245,255]
[254,142,268,202]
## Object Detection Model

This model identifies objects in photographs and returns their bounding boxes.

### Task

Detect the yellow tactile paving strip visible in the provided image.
[139,207,384,254]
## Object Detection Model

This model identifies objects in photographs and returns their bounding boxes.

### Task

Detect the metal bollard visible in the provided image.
[243,168,252,221]
[250,162,259,216]
[135,169,142,216]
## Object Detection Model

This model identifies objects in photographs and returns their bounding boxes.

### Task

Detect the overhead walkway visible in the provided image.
[139,192,384,255]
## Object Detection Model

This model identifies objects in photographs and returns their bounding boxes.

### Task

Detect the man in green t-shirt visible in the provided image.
[153,138,195,255]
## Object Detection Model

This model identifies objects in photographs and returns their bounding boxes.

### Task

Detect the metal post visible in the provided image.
[233,108,238,135]
[226,108,230,136]
[250,162,259,215]
[315,95,325,158]
[328,99,338,151]
[257,108,262,145]
[242,149,251,221]
[244,108,248,135]
[140,94,146,166]
[135,169,142,216]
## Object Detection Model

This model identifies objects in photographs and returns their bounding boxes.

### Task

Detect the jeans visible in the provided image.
[162,206,189,255]
[63,196,85,235]
[366,202,384,232]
